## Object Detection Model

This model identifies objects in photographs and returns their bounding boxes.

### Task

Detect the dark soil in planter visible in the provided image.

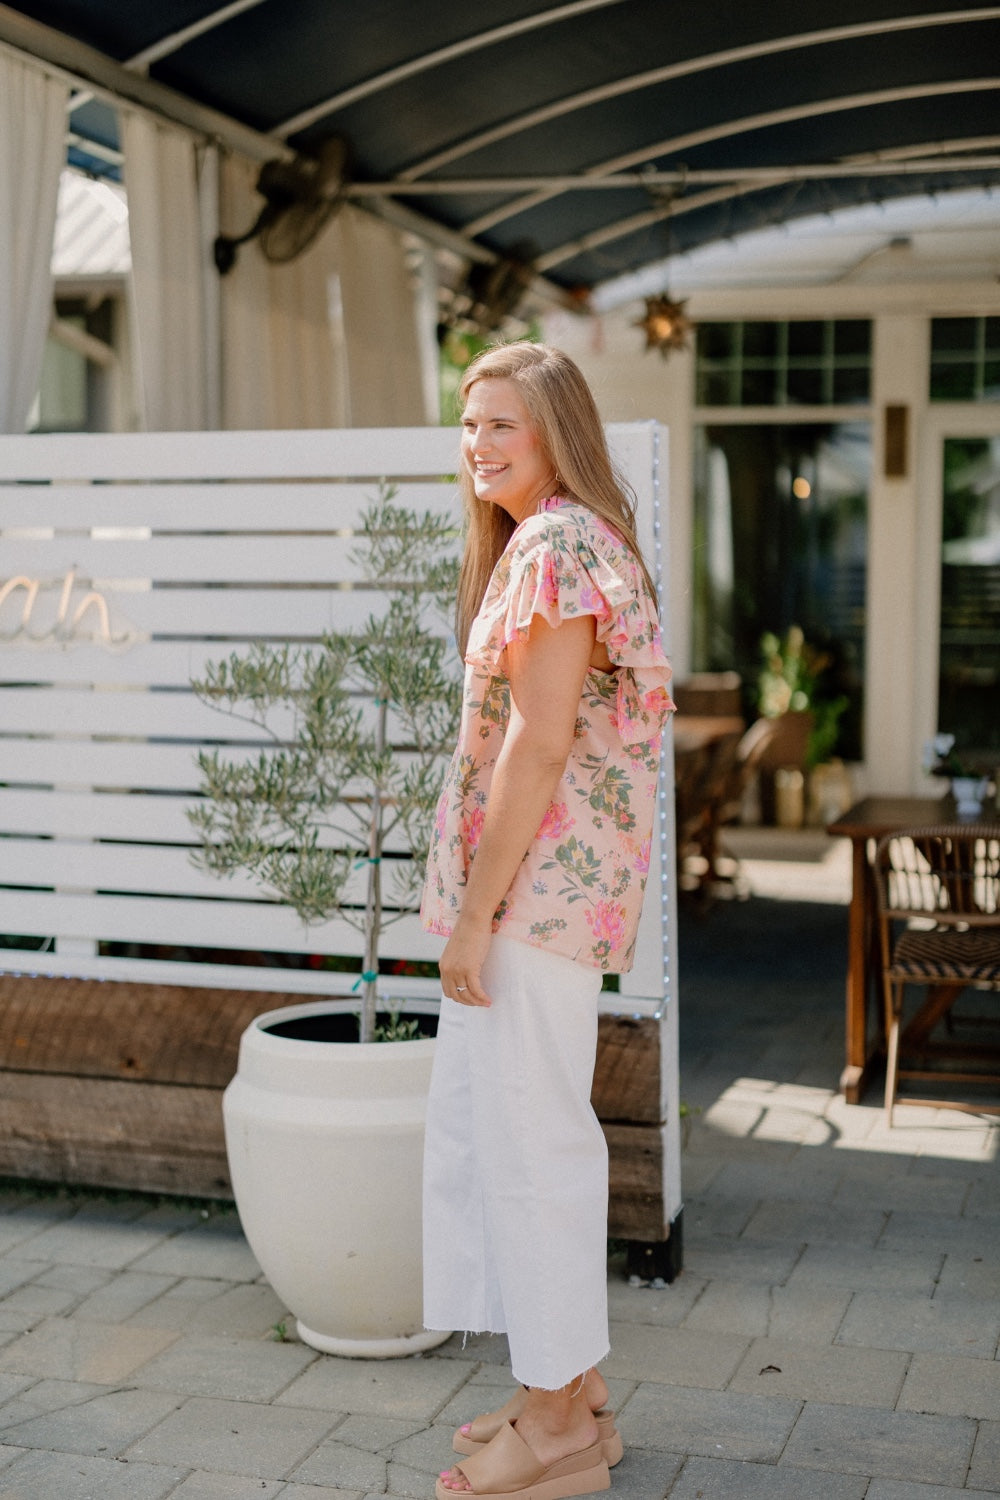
[263,1010,438,1043]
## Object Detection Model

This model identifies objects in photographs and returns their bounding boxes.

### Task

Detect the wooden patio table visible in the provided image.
[827,794,1000,1102]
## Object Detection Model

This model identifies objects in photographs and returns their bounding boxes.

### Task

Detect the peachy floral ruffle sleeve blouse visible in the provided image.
[420,497,673,972]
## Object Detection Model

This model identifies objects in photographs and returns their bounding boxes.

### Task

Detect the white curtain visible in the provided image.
[0,53,69,432]
[122,111,212,430]
[220,152,347,430]
[334,206,428,427]
[220,152,428,429]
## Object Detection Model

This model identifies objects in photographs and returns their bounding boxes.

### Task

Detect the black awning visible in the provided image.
[4,0,998,292]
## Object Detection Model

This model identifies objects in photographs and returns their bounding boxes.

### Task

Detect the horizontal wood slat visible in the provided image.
[0,789,210,841]
[0,791,419,859]
[0,591,413,642]
[0,889,437,960]
[0,687,277,740]
[0,974,300,1085]
[0,738,254,789]
[0,481,455,530]
[0,425,461,480]
[1,535,361,582]
[0,837,418,905]
[0,1072,233,1197]
[0,1070,669,1219]
[0,680,445,739]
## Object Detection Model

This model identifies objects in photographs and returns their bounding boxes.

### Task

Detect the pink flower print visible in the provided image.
[616,700,637,737]
[579,584,611,622]
[632,836,651,874]
[542,552,560,609]
[462,806,485,848]
[434,796,449,842]
[644,686,671,713]
[608,619,629,654]
[537,800,574,841]
[584,899,628,952]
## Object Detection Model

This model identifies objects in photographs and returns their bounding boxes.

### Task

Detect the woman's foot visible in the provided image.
[440,1376,605,1493]
[454,1368,610,1448]
[436,1417,609,1499]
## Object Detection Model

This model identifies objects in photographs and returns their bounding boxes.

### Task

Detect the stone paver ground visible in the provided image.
[0,830,996,1498]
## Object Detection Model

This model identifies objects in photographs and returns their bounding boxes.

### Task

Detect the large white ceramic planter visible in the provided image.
[223,1000,450,1358]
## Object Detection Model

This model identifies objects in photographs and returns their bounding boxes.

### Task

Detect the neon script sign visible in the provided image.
[0,567,144,650]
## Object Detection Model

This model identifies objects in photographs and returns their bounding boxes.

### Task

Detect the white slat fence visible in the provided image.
[0,424,681,1243]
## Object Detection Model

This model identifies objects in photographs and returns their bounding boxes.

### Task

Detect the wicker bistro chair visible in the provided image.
[873,825,1000,1122]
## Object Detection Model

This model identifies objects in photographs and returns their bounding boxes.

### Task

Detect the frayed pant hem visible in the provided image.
[510,1344,611,1392]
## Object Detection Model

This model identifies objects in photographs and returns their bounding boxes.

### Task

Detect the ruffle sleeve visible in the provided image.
[466,505,674,745]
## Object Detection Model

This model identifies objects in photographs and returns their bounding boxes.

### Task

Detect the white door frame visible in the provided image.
[913,404,1000,782]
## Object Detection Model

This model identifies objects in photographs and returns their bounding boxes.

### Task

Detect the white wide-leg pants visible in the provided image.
[422,935,609,1389]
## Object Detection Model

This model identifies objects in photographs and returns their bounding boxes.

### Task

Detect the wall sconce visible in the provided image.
[635,295,693,357]
[884,404,909,478]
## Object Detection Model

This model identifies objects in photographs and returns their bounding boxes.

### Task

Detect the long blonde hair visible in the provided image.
[455,341,658,654]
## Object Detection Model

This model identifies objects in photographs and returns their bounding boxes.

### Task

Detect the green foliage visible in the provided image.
[757,625,849,768]
[189,489,462,1042]
[373,1011,423,1043]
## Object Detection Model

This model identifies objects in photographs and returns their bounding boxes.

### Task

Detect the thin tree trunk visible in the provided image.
[359,695,387,1042]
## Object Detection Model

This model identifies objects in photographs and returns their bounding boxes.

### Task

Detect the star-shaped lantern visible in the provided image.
[635,294,693,357]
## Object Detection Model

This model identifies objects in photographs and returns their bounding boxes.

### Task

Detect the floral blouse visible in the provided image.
[421,497,674,972]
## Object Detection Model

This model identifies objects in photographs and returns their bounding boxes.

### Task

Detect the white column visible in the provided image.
[866,314,929,792]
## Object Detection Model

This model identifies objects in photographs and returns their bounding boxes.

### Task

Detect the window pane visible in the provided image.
[697,323,737,359]
[786,367,824,405]
[692,423,869,761]
[742,322,778,358]
[740,367,777,405]
[787,321,824,357]
[932,318,978,353]
[930,318,1000,403]
[938,436,1000,758]
[697,369,733,406]
[834,320,871,356]
[930,363,977,401]
[832,366,871,404]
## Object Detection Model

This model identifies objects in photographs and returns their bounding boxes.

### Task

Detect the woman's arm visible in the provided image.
[439,611,596,1006]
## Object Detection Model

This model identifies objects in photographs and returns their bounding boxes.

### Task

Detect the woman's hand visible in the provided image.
[440,916,493,1006]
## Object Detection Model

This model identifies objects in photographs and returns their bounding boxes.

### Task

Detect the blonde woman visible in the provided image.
[421,342,672,1500]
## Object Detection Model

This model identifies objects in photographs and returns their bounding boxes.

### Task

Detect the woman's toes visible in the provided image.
[440,1468,470,1492]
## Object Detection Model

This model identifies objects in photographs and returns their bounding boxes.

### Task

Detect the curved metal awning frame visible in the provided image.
[2,0,998,298]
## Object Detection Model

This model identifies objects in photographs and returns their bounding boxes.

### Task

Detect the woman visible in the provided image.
[421,342,672,1500]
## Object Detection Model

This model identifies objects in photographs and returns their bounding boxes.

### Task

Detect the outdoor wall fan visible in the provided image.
[214,138,349,273]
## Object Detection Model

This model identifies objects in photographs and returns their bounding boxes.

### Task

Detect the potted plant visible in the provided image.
[189,491,462,1356]
[923,733,993,819]
[757,625,849,825]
